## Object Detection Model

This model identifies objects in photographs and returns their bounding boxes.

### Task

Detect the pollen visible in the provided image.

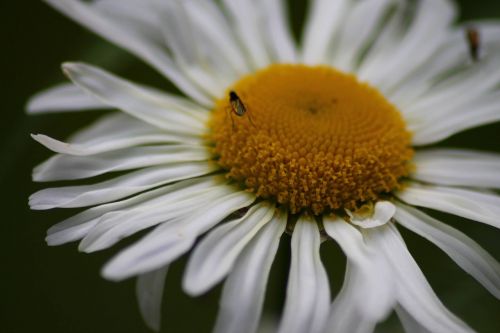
[210,64,413,215]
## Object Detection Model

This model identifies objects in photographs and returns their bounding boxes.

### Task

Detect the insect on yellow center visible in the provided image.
[210,64,413,215]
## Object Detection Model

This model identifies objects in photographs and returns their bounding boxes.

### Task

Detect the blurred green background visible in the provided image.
[2,0,500,332]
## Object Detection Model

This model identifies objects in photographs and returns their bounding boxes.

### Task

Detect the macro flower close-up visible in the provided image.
[8,0,500,332]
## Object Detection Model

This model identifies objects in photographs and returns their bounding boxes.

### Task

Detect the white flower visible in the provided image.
[29,0,500,332]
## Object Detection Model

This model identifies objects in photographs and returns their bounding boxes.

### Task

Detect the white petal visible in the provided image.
[44,0,212,106]
[136,266,168,332]
[101,191,255,281]
[324,264,379,333]
[396,182,500,229]
[45,180,191,246]
[356,1,409,82]
[405,49,500,119]
[402,47,500,144]
[99,0,232,93]
[154,1,210,71]
[183,202,275,296]
[29,162,217,209]
[62,62,209,134]
[79,183,231,253]
[92,0,159,24]
[395,305,433,333]
[277,216,330,333]
[32,113,202,156]
[26,83,107,114]
[332,0,393,72]
[153,1,229,97]
[347,201,395,229]
[323,218,395,332]
[410,91,500,145]
[70,103,204,141]
[323,218,369,265]
[180,0,250,75]
[94,0,241,98]
[387,31,467,109]
[361,0,457,92]
[301,0,349,65]
[388,20,500,108]
[395,203,500,299]
[221,0,272,69]
[31,132,196,157]
[365,224,474,333]
[213,210,286,333]
[71,113,145,142]
[259,0,297,63]
[33,145,210,181]
[412,148,500,188]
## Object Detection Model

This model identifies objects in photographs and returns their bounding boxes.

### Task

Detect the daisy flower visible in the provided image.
[29,0,500,332]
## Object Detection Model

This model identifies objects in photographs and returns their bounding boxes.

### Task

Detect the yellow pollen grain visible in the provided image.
[210,64,413,215]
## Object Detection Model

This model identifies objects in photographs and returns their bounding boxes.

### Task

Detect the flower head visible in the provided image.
[29,0,500,332]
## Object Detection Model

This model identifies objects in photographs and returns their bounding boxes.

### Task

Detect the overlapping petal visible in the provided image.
[45,180,194,246]
[29,162,217,209]
[277,216,330,333]
[62,62,209,134]
[45,0,214,105]
[213,210,286,333]
[395,203,500,298]
[32,113,203,156]
[183,202,276,296]
[360,0,458,94]
[331,0,393,72]
[324,219,395,333]
[365,224,474,333]
[33,145,210,181]
[396,182,500,229]
[301,0,349,65]
[79,180,229,253]
[102,191,255,281]
[412,149,500,188]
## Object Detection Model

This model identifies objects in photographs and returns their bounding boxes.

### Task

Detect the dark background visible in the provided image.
[2,1,500,332]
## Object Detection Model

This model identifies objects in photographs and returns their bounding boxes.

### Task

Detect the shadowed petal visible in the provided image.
[136,266,169,332]
[183,202,276,296]
[365,224,474,333]
[277,216,330,333]
[412,149,500,188]
[213,210,286,333]
[29,162,217,209]
[45,0,213,105]
[62,62,209,134]
[395,203,500,299]
[101,191,255,281]
[396,182,500,229]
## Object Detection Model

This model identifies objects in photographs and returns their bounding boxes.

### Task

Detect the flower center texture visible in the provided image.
[210,64,413,215]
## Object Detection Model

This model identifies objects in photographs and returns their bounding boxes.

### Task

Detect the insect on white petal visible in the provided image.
[466,27,481,62]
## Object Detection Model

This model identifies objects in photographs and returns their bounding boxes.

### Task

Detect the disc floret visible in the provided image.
[211,65,413,214]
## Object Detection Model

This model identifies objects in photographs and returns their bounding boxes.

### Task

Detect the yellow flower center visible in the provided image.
[210,64,413,215]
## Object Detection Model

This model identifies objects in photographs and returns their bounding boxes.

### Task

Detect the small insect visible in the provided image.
[229,91,247,116]
[228,90,254,128]
[466,27,480,62]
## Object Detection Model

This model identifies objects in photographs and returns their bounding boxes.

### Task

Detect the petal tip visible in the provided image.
[61,62,82,78]
[101,264,126,282]
[26,97,41,114]
[181,275,205,297]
